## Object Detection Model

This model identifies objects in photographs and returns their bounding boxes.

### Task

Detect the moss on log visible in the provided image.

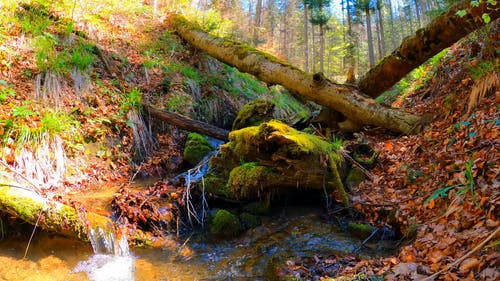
[0,185,111,240]
[168,15,421,134]
[358,0,500,98]
[208,120,349,205]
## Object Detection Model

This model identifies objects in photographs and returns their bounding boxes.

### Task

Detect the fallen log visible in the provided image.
[205,120,349,205]
[167,15,421,134]
[0,184,110,241]
[144,104,230,141]
[358,0,500,98]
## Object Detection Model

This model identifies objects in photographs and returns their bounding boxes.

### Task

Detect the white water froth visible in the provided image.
[74,228,135,281]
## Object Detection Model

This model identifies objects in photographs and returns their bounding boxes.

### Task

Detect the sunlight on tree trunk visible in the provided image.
[168,15,422,134]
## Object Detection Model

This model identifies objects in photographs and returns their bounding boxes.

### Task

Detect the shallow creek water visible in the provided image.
[0,206,396,281]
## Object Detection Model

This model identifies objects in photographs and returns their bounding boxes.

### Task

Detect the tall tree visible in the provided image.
[308,0,331,73]
[253,0,263,45]
[375,0,385,59]
[303,1,310,72]
[387,0,397,51]
[357,0,375,67]
[342,0,357,82]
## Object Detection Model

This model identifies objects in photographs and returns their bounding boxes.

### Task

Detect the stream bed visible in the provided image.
[0,206,397,281]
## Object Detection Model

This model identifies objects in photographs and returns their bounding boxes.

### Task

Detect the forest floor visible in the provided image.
[0,2,498,281]
[281,21,500,281]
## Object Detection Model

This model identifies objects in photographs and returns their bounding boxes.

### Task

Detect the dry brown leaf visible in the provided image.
[429,249,445,263]
[459,257,480,272]
[393,262,417,277]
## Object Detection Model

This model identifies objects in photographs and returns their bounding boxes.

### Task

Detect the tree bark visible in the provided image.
[365,7,376,67]
[168,15,421,134]
[144,104,230,141]
[376,0,386,59]
[345,0,356,83]
[359,0,500,98]
[304,4,309,72]
[253,0,263,45]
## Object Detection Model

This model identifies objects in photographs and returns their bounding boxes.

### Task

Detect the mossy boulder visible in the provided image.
[183,132,214,166]
[232,99,275,130]
[208,120,349,204]
[210,209,242,237]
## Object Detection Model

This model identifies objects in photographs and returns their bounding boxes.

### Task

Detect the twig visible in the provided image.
[0,183,36,192]
[0,160,42,194]
[355,228,379,254]
[421,225,500,281]
[24,209,43,259]
[341,150,373,180]
[350,195,419,207]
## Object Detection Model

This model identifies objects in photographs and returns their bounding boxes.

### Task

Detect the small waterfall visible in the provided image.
[74,227,135,281]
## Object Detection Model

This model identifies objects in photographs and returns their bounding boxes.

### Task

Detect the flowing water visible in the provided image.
[0,206,397,281]
[0,140,396,280]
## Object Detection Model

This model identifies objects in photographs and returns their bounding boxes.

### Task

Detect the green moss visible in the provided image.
[347,222,377,239]
[183,132,214,166]
[239,212,261,229]
[210,209,242,237]
[227,164,272,199]
[345,168,366,190]
[215,120,348,204]
[243,201,270,215]
[232,99,275,130]
[259,120,341,161]
[203,174,230,197]
[353,144,380,168]
[0,185,88,240]
[227,126,259,159]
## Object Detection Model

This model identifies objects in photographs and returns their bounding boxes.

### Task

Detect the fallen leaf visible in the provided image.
[459,257,480,272]
[479,267,499,280]
[429,249,445,263]
[393,262,417,277]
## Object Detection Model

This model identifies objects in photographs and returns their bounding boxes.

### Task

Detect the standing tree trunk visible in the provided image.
[319,23,325,73]
[365,7,376,67]
[346,0,356,83]
[304,4,310,72]
[376,0,386,58]
[414,0,422,28]
[168,14,421,134]
[388,0,397,51]
[358,0,500,98]
[253,0,263,45]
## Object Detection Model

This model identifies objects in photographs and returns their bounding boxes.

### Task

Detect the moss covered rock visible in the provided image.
[232,99,275,130]
[210,209,242,237]
[183,132,214,166]
[208,120,348,204]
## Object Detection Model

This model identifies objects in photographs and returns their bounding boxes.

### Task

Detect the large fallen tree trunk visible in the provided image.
[358,0,500,98]
[144,104,230,141]
[168,15,421,134]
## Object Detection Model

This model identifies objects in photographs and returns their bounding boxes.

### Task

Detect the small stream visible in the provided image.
[0,139,397,280]
[0,206,396,281]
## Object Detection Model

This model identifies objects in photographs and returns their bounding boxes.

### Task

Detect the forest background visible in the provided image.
[169,0,461,81]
